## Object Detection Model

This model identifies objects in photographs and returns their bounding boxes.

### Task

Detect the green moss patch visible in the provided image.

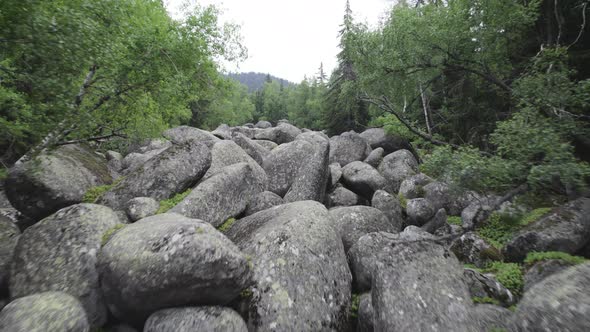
[350,293,361,319]
[520,207,552,226]
[477,207,553,249]
[157,189,192,214]
[218,218,236,232]
[83,184,114,203]
[0,167,7,180]
[447,216,462,225]
[482,262,523,298]
[472,296,500,305]
[524,251,587,266]
[101,224,126,246]
[398,193,407,209]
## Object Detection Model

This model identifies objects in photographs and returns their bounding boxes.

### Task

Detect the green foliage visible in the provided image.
[83,185,114,203]
[157,189,192,214]
[398,193,408,209]
[472,297,500,306]
[447,216,462,226]
[477,208,553,249]
[520,208,552,226]
[350,293,361,319]
[483,262,524,298]
[240,288,253,299]
[0,167,7,180]
[101,224,125,246]
[218,218,236,232]
[524,251,587,266]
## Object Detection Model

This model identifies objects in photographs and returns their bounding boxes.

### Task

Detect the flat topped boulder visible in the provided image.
[5,144,112,220]
[254,122,301,144]
[329,131,372,166]
[262,139,315,197]
[378,149,418,193]
[144,307,247,332]
[359,128,415,155]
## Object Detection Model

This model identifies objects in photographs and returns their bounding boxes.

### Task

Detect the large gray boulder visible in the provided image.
[406,198,435,226]
[232,132,269,166]
[464,268,516,306]
[329,131,371,166]
[225,201,352,331]
[254,122,301,144]
[503,198,590,262]
[98,213,251,323]
[284,141,330,203]
[0,217,20,291]
[363,147,384,168]
[5,144,112,220]
[398,173,433,199]
[98,141,211,210]
[262,139,315,197]
[0,292,89,332]
[170,162,265,227]
[144,307,247,332]
[329,163,343,188]
[328,186,366,207]
[255,140,278,150]
[211,123,233,140]
[124,197,159,222]
[244,191,284,216]
[359,128,414,155]
[255,120,272,129]
[511,262,590,331]
[371,190,403,232]
[420,207,448,234]
[378,149,418,193]
[523,259,576,292]
[203,140,267,182]
[371,241,474,331]
[341,161,390,199]
[121,147,168,175]
[163,125,219,144]
[9,204,120,327]
[295,131,329,145]
[471,304,513,332]
[329,206,396,252]
[450,232,503,268]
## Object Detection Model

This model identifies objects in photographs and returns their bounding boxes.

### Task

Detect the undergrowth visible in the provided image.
[524,251,587,266]
[157,189,192,214]
[477,207,552,249]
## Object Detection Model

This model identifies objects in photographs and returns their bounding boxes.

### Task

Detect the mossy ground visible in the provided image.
[447,216,462,225]
[477,207,552,249]
[524,251,587,266]
[156,189,192,214]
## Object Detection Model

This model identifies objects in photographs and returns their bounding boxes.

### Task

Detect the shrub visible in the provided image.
[157,189,192,214]
[483,262,523,298]
[524,251,587,266]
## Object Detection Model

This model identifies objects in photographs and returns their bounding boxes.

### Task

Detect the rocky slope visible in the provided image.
[0,120,589,331]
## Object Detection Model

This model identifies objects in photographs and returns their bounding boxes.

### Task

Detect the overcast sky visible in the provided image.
[165,0,395,82]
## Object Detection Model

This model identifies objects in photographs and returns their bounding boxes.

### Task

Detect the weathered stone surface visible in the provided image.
[464,268,516,306]
[99,141,211,210]
[163,125,219,144]
[0,292,89,332]
[254,140,278,150]
[244,191,284,216]
[329,163,343,188]
[371,190,403,233]
[124,197,159,222]
[398,173,433,199]
[423,181,453,212]
[359,128,414,155]
[203,140,267,182]
[329,186,366,207]
[450,232,503,268]
[329,131,371,166]
[225,201,352,331]
[357,293,374,332]
[372,241,474,331]
[295,131,329,145]
[9,204,120,327]
[406,198,436,226]
[329,206,396,252]
[378,149,418,193]
[0,217,19,291]
[348,227,435,291]
[461,194,500,230]
[98,213,251,323]
[342,161,390,199]
[471,304,513,332]
[363,147,384,168]
[523,259,575,292]
[262,139,314,197]
[170,162,265,227]
[0,208,33,232]
[144,307,247,332]
[284,141,330,203]
[421,207,447,234]
[138,138,173,153]
[212,123,233,139]
[232,132,268,166]
[511,262,590,331]
[255,120,272,129]
[254,123,302,144]
[504,198,590,262]
[5,144,112,220]
[121,147,168,175]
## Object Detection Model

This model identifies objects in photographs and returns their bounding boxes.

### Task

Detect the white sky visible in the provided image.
[165,0,395,82]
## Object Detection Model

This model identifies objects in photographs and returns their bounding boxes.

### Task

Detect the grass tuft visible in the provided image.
[157,189,192,214]
[524,251,587,266]
[218,218,236,232]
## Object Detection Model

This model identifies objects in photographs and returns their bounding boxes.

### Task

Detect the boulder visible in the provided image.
[341,161,390,199]
[211,124,233,140]
[371,190,403,232]
[464,268,516,306]
[262,139,314,197]
[98,213,251,323]
[9,204,120,327]
[329,163,343,188]
[329,131,371,166]
[243,122,255,128]
[450,232,503,268]
[231,126,258,139]
[348,227,435,291]
[329,206,396,252]
[254,123,301,144]
[363,147,384,168]
[231,132,268,166]
[170,162,265,227]
[471,304,513,332]
[244,191,284,216]
[423,181,453,212]
[295,131,329,145]
[523,259,576,292]
[254,140,278,150]
[144,307,247,332]
[121,147,169,175]
[0,292,89,332]
[511,262,590,331]
[378,149,418,193]
[371,241,475,331]
[163,125,219,144]
[98,141,211,210]
[503,198,590,262]
[225,201,352,331]
[138,138,173,153]
[284,141,330,203]
[461,195,500,230]
[124,197,159,222]
[406,198,435,226]
[329,186,366,207]
[255,120,272,129]
[421,207,447,234]
[359,128,414,155]
[0,217,20,291]
[398,173,433,199]
[357,293,374,332]
[203,140,267,182]
[5,144,112,220]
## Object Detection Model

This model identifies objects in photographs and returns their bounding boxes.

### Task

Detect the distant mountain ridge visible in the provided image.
[227,72,294,92]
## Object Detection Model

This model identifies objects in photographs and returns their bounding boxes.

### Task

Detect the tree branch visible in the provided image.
[56,132,128,146]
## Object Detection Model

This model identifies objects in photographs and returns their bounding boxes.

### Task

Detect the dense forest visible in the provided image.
[1,0,589,200]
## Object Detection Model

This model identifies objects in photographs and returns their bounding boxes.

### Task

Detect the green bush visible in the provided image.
[524,251,587,266]
[157,189,192,214]
[483,262,523,298]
